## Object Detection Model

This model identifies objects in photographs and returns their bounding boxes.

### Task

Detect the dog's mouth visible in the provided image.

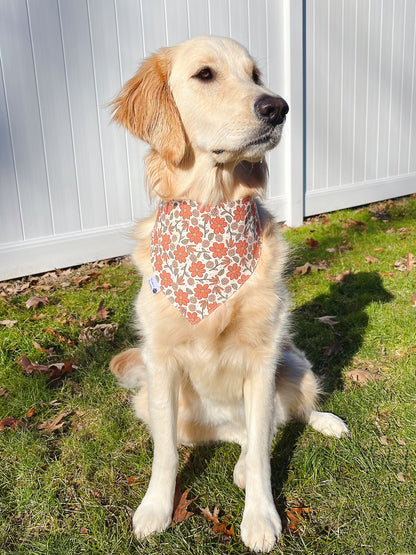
[212,127,282,158]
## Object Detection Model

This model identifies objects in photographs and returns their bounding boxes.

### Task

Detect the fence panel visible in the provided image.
[304,0,416,216]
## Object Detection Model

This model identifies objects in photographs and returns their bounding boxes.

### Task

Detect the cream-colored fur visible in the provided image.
[110,36,348,553]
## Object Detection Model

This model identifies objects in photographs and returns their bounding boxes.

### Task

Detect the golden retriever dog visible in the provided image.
[109,36,348,552]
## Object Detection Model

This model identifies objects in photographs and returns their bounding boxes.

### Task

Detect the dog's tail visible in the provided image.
[109,348,146,389]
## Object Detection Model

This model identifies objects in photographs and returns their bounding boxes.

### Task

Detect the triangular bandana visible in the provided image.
[150,197,261,325]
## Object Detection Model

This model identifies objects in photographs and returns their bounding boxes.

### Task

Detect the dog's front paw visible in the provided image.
[241,505,282,552]
[132,501,172,539]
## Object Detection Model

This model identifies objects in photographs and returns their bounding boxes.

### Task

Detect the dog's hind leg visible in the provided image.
[276,345,349,437]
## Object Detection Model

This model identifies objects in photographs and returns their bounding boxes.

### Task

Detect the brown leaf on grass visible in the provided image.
[80,527,88,535]
[0,387,10,398]
[306,237,320,249]
[411,295,416,308]
[0,416,22,431]
[326,270,352,283]
[25,296,49,309]
[345,368,383,385]
[365,255,380,264]
[200,506,234,537]
[37,412,70,433]
[75,272,100,287]
[18,355,50,376]
[47,360,75,387]
[91,300,109,322]
[17,356,75,386]
[293,261,328,275]
[78,323,119,344]
[172,487,198,524]
[33,341,55,355]
[394,253,415,273]
[285,506,312,534]
[0,319,18,328]
[323,343,343,356]
[315,315,339,328]
[396,472,410,482]
[342,218,367,229]
[27,407,35,418]
[379,435,390,445]
[44,328,74,346]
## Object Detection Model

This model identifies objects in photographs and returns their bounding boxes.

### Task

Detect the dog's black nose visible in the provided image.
[254,95,289,126]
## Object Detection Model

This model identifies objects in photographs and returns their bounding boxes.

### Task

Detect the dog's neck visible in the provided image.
[145,148,267,204]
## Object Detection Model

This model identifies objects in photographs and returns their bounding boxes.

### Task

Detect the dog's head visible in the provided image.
[112,36,288,169]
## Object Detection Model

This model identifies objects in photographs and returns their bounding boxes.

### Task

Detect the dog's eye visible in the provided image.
[194,67,214,81]
[252,69,261,85]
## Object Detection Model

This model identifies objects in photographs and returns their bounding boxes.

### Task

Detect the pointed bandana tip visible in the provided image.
[151,197,262,324]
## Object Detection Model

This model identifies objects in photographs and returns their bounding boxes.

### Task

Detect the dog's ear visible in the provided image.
[112,48,186,165]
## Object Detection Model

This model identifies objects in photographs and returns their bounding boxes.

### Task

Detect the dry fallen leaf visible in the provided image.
[44,328,74,346]
[306,237,320,249]
[315,315,339,328]
[345,368,383,385]
[0,319,18,328]
[172,488,198,524]
[37,412,70,433]
[25,296,49,309]
[293,261,328,275]
[91,300,109,322]
[200,506,234,538]
[285,506,311,534]
[379,435,390,445]
[396,472,410,482]
[33,341,55,354]
[79,323,119,344]
[365,255,380,264]
[323,343,343,356]
[27,407,35,418]
[0,416,22,432]
[326,270,352,283]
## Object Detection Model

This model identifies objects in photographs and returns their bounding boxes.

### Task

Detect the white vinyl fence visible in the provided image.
[0,0,415,280]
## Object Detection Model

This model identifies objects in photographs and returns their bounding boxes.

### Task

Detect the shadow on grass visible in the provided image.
[271,271,393,514]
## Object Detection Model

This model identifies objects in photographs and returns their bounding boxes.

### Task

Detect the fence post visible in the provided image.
[283,0,304,227]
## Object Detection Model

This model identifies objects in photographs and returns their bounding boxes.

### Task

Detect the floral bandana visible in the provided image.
[150,197,261,325]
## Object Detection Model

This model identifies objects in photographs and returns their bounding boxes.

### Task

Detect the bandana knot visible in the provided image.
[151,197,261,324]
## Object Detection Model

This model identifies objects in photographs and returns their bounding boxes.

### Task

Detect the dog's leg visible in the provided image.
[233,442,247,489]
[240,370,282,553]
[132,356,179,539]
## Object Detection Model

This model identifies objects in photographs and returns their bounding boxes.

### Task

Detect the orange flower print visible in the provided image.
[189,261,206,278]
[161,233,171,250]
[195,284,211,300]
[163,202,173,215]
[208,301,220,314]
[210,216,226,234]
[154,255,163,272]
[234,205,247,222]
[174,245,187,263]
[187,226,203,244]
[252,243,260,259]
[238,274,249,285]
[174,289,189,306]
[180,203,192,219]
[227,263,241,280]
[188,312,201,325]
[159,270,173,287]
[209,242,227,258]
[236,240,248,256]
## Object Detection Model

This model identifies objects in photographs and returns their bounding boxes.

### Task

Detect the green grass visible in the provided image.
[1,196,415,554]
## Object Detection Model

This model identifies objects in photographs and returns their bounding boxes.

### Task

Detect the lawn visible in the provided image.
[0,196,415,555]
